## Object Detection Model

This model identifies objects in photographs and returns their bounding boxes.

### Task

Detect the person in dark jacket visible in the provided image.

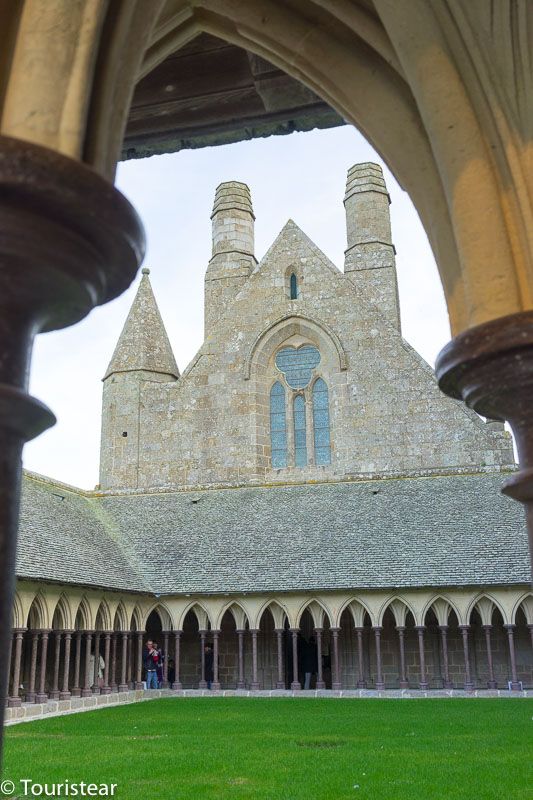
[302,635,318,689]
[204,644,214,689]
[143,640,159,689]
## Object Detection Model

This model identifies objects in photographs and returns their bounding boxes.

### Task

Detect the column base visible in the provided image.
[161,681,169,689]
[315,681,325,690]
[59,691,71,701]
[71,688,81,698]
[290,681,301,691]
[25,693,36,703]
[49,691,60,700]
[134,682,143,690]
[171,682,182,690]
[442,681,453,689]
[212,682,221,691]
[357,680,367,689]
[117,684,129,693]
[34,693,48,703]
[375,682,385,690]
[198,681,207,689]
[487,680,498,689]
[419,682,429,690]
[81,689,93,697]
[91,687,101,695]
[8,697,21,708]
[237,681,246,689]
[399,681,409,689]
[332,682,342,691]
[101,686,112,695]
[464,682,475,692]
[110,685,118,693]
[509,681,522,691]
[250,682,260,690]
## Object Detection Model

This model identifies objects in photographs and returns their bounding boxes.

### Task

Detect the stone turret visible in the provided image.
[204,181,257,336]
[343,163,400,330]
[99,268,178,489]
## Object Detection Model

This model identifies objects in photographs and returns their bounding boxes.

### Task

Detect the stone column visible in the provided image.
[71,632,82,697]
[81,632,93,698]
[415,626,428,690]
[290,629,301,690]
[172,631,182,690]
[199,630,207,689]
[8,629,24,707]
[49,630,62,699]
[528,624,533,652]
[102,633,111,695]
[118,632,128,692]
[373,627,385,690]
[162,631,170,688]
[236,629,245,689]
[127,633,133,688]
[396,626,409,689]
[315,628,325,690]
[504,624,521,690]
[459,625,474,691]
[92,632,101,694]
[482,625,498,689]
[249,629,260,690]
[212,630,221,691]
[35,630,50,703]
[331,628,342,690]
[110,634,118,692]
[438,626,453,689]
[60,631,73,700]
[26,630,39,703]
[355,627,366,688]
[134,632,143,690]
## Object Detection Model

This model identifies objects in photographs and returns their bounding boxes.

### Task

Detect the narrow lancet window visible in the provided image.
[312,378,331,465]
[293,394,307,467]
[290,272,298,300]
[270,382,288,468]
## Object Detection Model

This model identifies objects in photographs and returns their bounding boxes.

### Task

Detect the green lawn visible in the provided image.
[3,698,533,800]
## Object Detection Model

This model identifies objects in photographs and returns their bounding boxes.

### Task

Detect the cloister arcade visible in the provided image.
[7,584,533,706]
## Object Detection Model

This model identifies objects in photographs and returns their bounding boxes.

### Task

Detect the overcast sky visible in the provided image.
[24,124,451,489]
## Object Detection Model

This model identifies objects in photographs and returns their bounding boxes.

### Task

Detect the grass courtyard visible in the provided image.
[3,698,533,799]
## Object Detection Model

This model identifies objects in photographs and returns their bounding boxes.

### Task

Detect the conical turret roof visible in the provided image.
[104,268,179,380]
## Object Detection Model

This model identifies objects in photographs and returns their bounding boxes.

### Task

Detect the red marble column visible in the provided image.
[290,629,301,690]
[198,630,207,689]
[504,624,521,690]
[274,629,284,689]
[236,629,246,689]
[459,625,474,691]
[415,626,428,690]
[315,628,325,690]
[172,631,182,690]
[110,633,118,692]
[102,633,111,695]
[482,625,498,689]
[162,631,170,688]
[26,630,39,702]
[134,632,143,690]
[82,632,93,697]
[49,630,62,699]
[396,626,409,689]
[331,627,342,690]
[8,629,24,707]
[438,626,453,688]
[355,627,366,688]
[60,631,73,700]
[373,627,385,690]
[35,630,50,703]
[212,630,221,690]
[249,629,260,690]
[118,632,128,692]
[71,631,82,697]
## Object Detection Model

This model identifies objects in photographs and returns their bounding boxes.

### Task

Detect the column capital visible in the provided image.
[289,627,300,633]
[481,624,493,631]
[372,625,382,632]
[458,624,470,632]
[503,623,516,631]
[414,625,426,633]
[12,627,26,635]
[396,625,406,633]
[330,627,341,634]
[273,628,284,634]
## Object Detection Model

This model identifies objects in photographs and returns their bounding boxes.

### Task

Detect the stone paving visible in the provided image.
[4,687,532,726]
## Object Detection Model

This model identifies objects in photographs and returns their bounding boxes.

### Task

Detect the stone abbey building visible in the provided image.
[7,164,533,709]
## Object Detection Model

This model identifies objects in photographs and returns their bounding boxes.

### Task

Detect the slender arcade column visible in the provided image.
[199,630,207,689]
[162,632,170,688]
[290,629,301,690]
[135,632,143,690]
[439,626,453,689]
[315,628,325,690]
[250,630,260,690]
[504,625,521,690]
[331,628,342,690]
[237,630,245,689]
[8,629,24,707]
[483,625,498,689]
[373,627,385,690]
[110,634,118,692]
[35,630,50,703]
[355,627,366,688]
[82,632,93,698]
[415,627,428,690]
[71,632,82,697]
[459,626,474,691]
[92,632,101,694]
[60,631,73,700]
[49,631,62,699]
[118,633,128,692]
[211,630,221,691]
[274,629,284,689]
[396,627,409,689]
[0,135,144,752]
[102,633,111,694]
[172,632,182,690]
[26,631,39,702]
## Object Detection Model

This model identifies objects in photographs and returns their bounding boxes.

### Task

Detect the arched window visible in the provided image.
[290,272,298,300]
[293,394,307,467]
[270,382,287,468]
[312,378,331,465]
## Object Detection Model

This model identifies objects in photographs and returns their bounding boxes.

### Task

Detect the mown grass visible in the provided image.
[3,698,533,799]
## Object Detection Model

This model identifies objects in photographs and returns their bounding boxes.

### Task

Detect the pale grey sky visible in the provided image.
[24,125,450,489]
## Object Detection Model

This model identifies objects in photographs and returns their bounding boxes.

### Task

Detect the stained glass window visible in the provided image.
[290,273,298,300]
[313,378,331,465]
[293,394,307,467]
[275,345,320,389]
[270,382,287,468]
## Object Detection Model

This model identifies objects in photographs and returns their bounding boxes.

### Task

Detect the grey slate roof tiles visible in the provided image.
[17,471,530,594]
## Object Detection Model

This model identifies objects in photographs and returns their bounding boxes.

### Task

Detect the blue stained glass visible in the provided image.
[275,345,320,388]
[312,378,331,465]
[270,382,287,468]
[290,273,298,300]
[294,394,307,467]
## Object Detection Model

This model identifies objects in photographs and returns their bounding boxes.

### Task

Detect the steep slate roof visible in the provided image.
[104,268,179,380]
[17,471,530,594]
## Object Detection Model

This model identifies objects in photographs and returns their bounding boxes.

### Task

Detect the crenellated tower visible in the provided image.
[204,181,257,337]
[343,163,400,330]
